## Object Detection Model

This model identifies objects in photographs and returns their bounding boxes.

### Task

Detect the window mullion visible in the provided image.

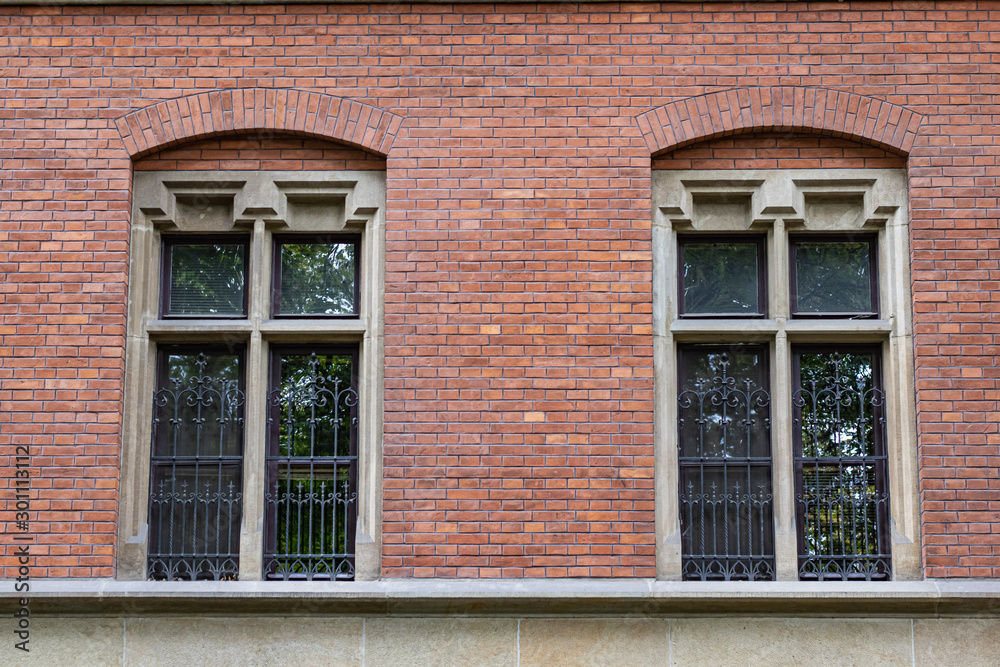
[771,218,799,580]
[238,219,271,581]
[238,333,268,581]
[771,330,798,580]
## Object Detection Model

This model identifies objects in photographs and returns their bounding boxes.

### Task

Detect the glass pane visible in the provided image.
[147,464,242,581]
[677,346,774,581]
[798,463,889,581]
[680,465,774,581]
[148,350,244,580]
[681,242,760,315]
[264,465,355,580]
[168,243,245,316]
[794,241,872,314]
[795,351,881,459]
[800,464,882,556]
[678,347,771,459]
[153,352,244,458]
[279,243,356,315]
[270,352,355,458]
[794,349,890,581]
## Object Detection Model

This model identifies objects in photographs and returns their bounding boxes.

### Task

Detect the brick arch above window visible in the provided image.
[115,88,404,159]
[635,87,923,157]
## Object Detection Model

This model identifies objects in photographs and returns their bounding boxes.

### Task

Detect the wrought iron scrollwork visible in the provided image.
[147,351,245,581]
[793,352,884,459]
[678,355,772,459]
[793,351,891,581]
[678,348,775,581]
[264,351,358,580]
[151,353,246,440]
[680,479,774,581]
[263,477,357,580]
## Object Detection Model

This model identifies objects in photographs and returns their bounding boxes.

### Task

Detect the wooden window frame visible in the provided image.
[270,234,362,319]
[159,235,251,319]
[789,234,880,320]
[677,234,768,319]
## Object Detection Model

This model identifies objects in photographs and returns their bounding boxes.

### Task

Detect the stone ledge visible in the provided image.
[4,579,1000,617]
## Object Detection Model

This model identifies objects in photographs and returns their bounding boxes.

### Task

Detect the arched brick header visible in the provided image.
[115,88,403,158]
[636,87,923,156]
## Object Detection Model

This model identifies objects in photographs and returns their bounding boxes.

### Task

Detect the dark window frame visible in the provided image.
[789,234,879,319]
[159,235,251,319]
[676,344,776,581]
[791,344,892,581]
[147,343,247,581]
[263,344,360,581]
[271,234,362,319]
[677,234,768,319]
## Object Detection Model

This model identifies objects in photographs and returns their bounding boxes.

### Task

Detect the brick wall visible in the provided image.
[0,2,997,578]
[134,135,386,172]
[651,133,906,171]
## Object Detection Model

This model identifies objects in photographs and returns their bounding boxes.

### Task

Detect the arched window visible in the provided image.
[117,134,386,582]
[652,137,919,581]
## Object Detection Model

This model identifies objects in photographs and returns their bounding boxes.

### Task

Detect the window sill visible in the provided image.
[670,318,893,342]
[5,579,999,616]
[144,318,368,340]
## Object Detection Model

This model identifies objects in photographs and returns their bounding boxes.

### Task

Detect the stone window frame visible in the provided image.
[117,170,385,581]
[652,168,921,581]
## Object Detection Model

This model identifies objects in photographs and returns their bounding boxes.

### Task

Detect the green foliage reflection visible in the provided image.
[797,352,877,458]
[273,468,352,567]
[169,243,245,315]
[276,353,354,458]
[682,242,759,314]
[280,243,355,315]
[800,464,881,559]
[794,242,871,313]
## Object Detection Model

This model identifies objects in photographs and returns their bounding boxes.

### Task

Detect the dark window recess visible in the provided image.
[790,236,878,318]
[679,236,766,317]
[677,346,775,581]
[162,238,249,318]
[272,237,360,317]
[148,349,245,581]
[264,349,358,580]
[793,348,891,581]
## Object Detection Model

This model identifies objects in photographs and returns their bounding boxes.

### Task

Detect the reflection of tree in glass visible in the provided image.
[280,243,355,315]
[795,242,870,313]
[274,353,354,458]
[155,352,243,458]
[683,243,758,314]
[170,244,245,315]
[678,348,770,459]
[795,352,886,574]
[801,465,881,562]
[273,469,353,570]
[797,353,878,458]
[166,352,240,386]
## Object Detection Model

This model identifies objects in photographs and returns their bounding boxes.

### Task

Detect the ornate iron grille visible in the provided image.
[677,347,775,581]
[147,350,245,581]
[793,349,891,581]
[264,349,358,580]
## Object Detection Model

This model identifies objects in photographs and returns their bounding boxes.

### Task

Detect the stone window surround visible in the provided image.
[651,168,921,581]
[117,170,386,581]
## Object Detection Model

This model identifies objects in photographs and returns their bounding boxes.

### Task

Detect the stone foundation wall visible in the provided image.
[17,615,1000,667]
